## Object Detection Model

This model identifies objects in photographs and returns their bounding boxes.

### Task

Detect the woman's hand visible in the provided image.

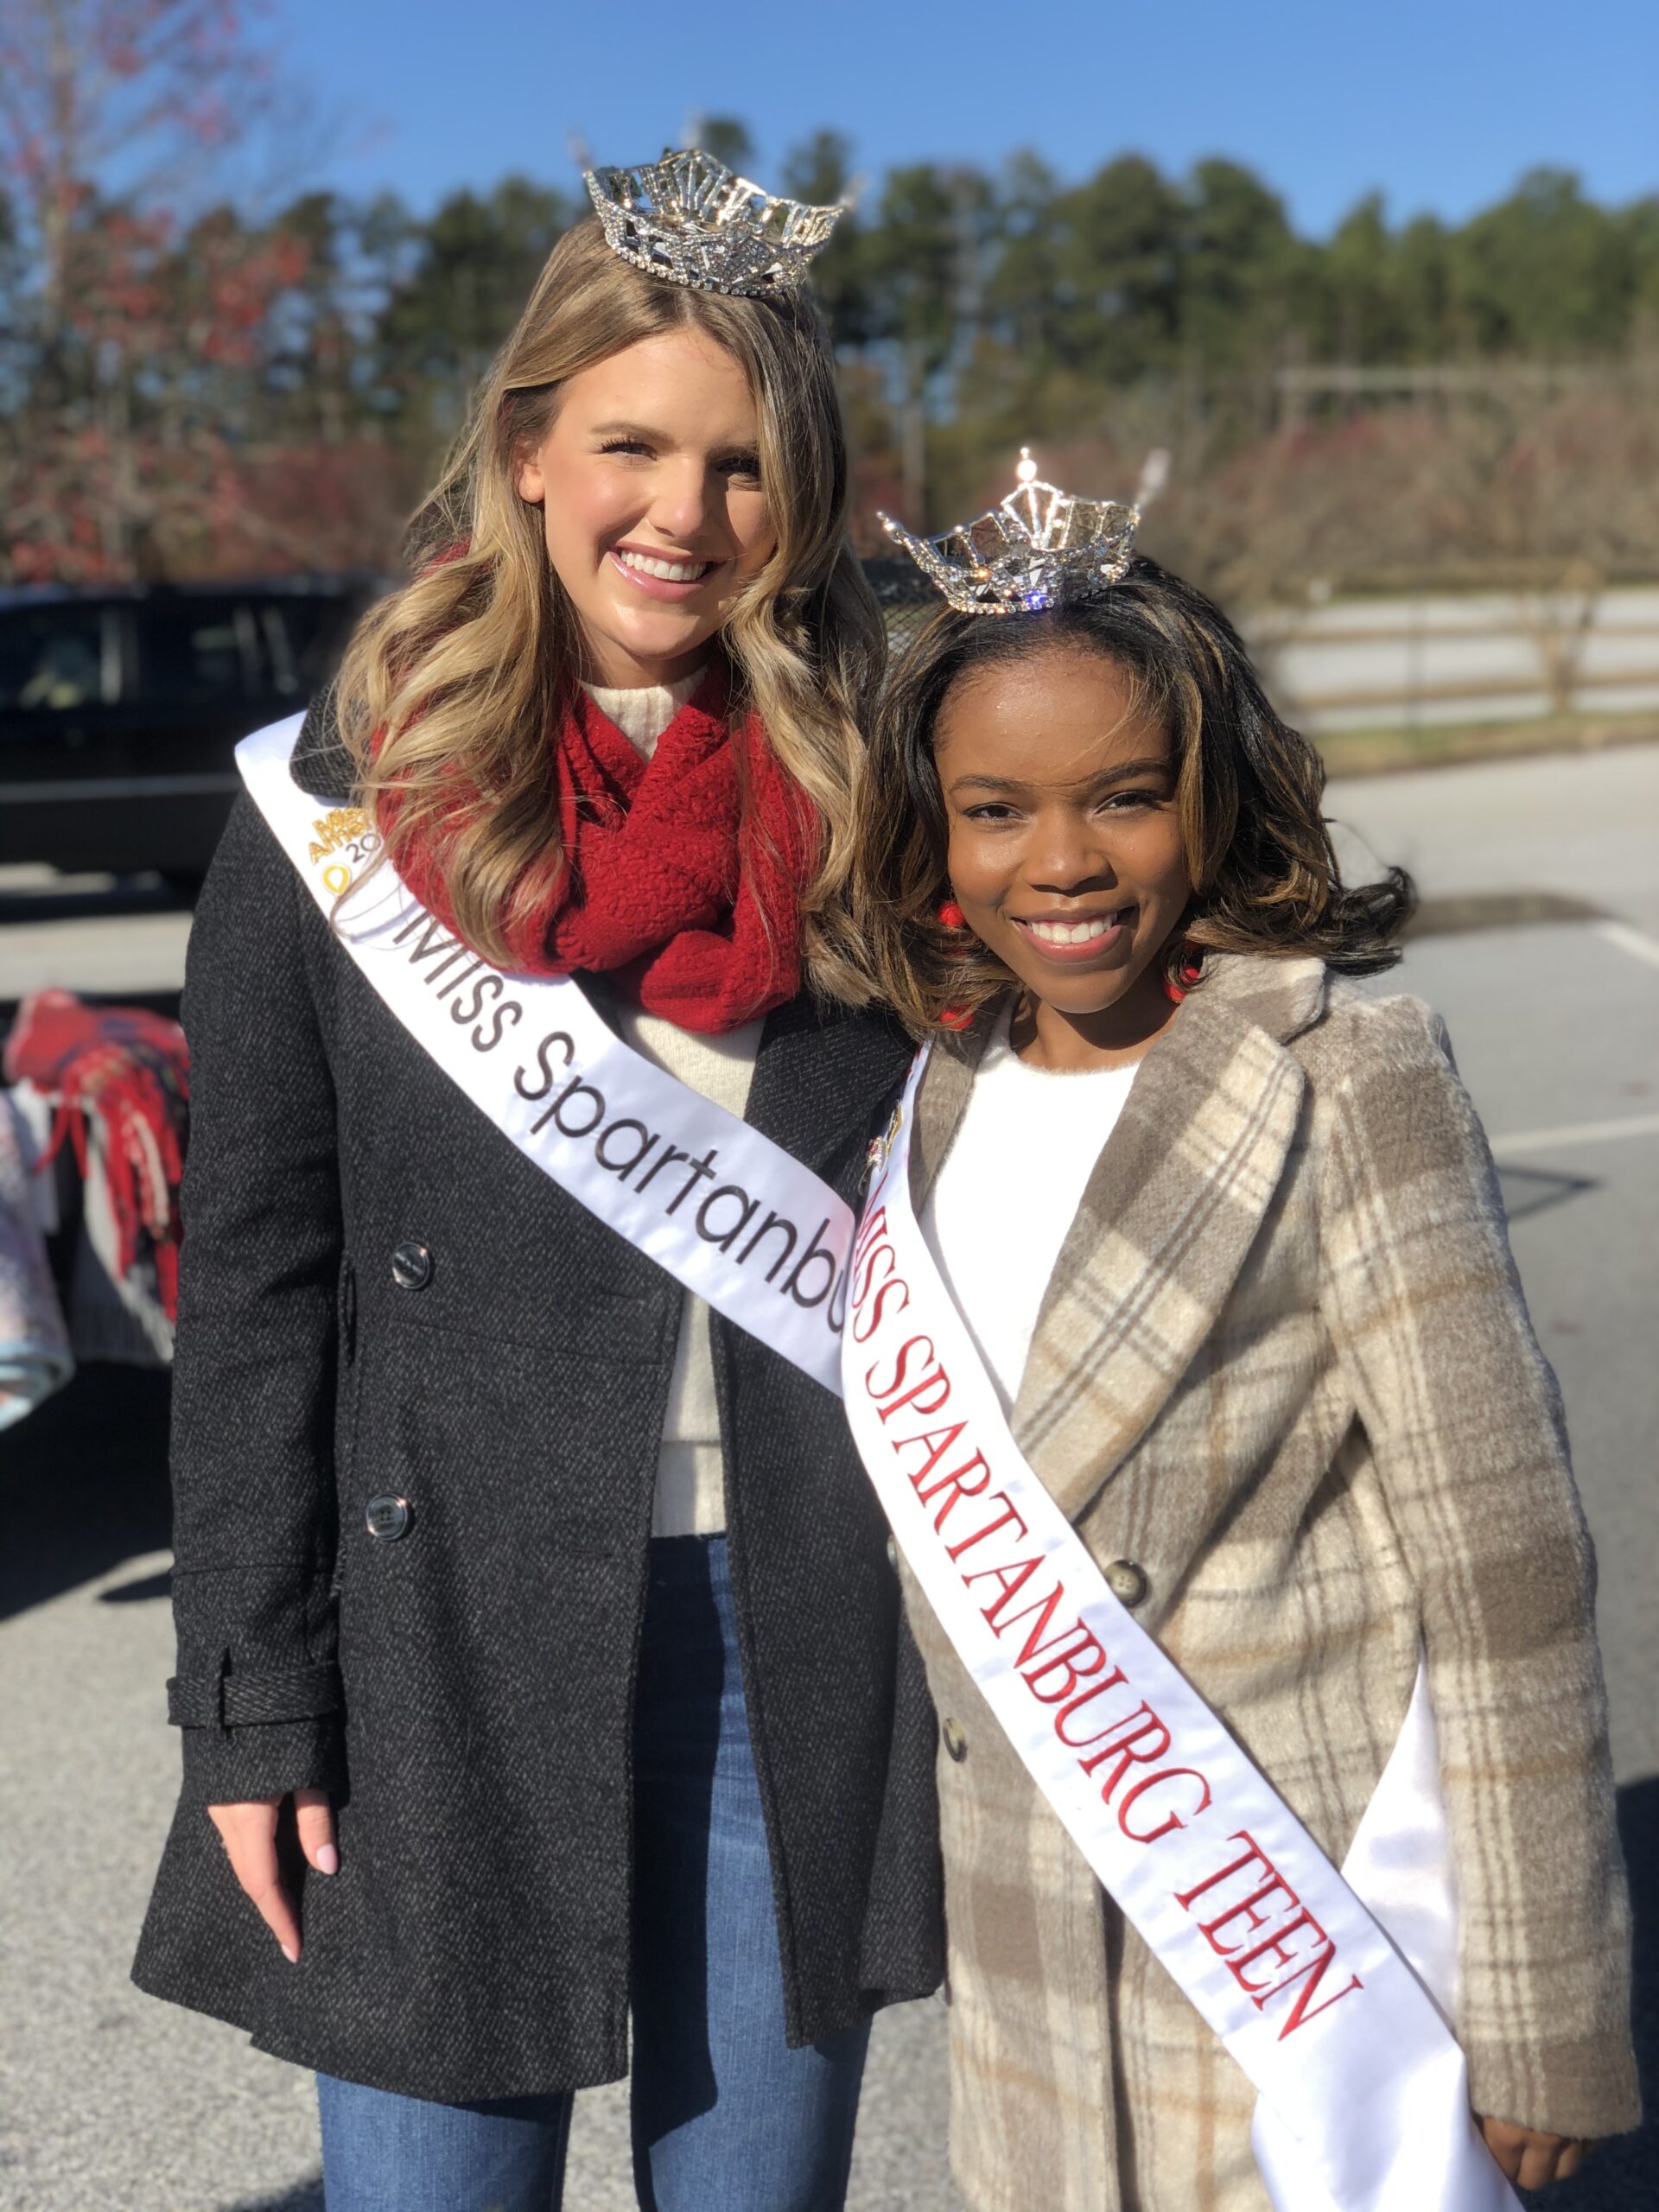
[207,1789,337,1961]
[1479,2114,1594,2187]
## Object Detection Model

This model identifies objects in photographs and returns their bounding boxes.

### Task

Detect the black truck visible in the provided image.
[0,576,380,884]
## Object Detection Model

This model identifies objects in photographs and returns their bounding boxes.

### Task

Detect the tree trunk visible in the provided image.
[900,340,926,524]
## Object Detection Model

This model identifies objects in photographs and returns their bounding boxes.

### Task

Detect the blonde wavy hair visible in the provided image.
[335,218,883,997]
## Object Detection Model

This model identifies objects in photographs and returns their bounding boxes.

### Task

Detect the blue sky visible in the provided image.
[275,0,1656,235]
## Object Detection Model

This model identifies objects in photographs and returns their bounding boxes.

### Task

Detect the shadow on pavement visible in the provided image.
[100,1566,174,1602]
[0,1363,172,1618]
[1522,1774,1658,2210]
[222,2184,323,2212]
[1496,1165,1599,1225]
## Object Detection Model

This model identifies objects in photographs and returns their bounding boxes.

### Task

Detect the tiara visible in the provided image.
[880,448,1167,616]
[584,148,842,298]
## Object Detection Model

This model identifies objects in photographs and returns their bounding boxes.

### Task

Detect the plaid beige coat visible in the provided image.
[900,951,1637,2212]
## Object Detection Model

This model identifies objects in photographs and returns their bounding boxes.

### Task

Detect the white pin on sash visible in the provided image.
[842,1046,1516,2212]
[237,715,854,1394]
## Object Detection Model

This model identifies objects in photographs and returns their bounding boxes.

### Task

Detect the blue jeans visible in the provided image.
[318,1536,869,2211]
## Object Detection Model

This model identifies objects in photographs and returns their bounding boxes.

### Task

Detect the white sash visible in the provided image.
[842,1046,1516,2212]
[237,716,854,1395]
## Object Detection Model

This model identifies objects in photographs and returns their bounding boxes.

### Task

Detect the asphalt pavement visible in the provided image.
[3,743,1655,2211]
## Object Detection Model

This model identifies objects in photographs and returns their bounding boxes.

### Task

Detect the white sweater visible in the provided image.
[921,1012,1141,1412]
[585,670,755,1537]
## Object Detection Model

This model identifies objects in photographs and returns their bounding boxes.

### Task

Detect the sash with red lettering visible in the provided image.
[843,1047,1518,2212]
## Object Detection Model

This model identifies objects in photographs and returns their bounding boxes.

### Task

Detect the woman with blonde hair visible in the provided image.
[132,155,942,2212]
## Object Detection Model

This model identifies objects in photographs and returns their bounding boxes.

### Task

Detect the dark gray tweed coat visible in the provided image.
[130,709,943,2101]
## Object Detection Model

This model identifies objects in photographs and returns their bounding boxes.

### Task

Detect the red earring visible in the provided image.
[938,900,970,1028]
[938,899,972,1026]
[1164,949,1204,1003]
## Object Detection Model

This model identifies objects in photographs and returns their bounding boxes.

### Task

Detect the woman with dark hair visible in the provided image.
[849,483,1636,2209]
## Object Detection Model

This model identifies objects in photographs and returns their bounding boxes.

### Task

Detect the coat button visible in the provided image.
[942,1718,968,1763]
[886,1535,899,1572]
[391,1241,432,1290]
[365,1493,411,1541]
[1105,1558,1149,1608]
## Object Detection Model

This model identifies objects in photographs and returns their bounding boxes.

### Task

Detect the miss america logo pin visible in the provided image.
[866,1098,906,1182]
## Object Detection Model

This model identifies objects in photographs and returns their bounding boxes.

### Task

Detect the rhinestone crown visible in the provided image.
[584,148,842,298]
[880,449,1166,617]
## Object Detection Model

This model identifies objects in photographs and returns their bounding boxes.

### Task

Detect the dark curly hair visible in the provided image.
[853,556,1414,1036]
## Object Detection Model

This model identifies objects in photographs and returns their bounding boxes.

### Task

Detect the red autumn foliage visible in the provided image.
[0,0,409,585]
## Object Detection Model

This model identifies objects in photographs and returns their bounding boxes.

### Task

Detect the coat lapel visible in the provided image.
[290,681,355,803]
[1007,957,1326,1522]
[747,992,916,1183]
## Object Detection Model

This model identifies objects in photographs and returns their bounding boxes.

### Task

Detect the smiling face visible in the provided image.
[935,640,1193,1066]
[515,327,777,688]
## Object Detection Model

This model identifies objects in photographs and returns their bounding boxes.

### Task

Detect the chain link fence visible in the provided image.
[864,558,944,664]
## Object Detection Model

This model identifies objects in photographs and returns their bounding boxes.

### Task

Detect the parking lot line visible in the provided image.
[1596,920,1659,972]
[1488,1110,1659,1157]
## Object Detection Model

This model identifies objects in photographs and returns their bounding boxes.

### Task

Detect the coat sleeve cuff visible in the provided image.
[177,1709,346,1807]
[168,1657,340,1729]
[1465,2038,1643,2145]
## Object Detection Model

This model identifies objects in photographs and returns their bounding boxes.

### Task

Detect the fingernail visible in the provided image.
[281,1942,300,1964]
[316,1844,340,1876]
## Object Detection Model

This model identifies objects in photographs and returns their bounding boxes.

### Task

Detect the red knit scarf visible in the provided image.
[384,664,817,1035]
